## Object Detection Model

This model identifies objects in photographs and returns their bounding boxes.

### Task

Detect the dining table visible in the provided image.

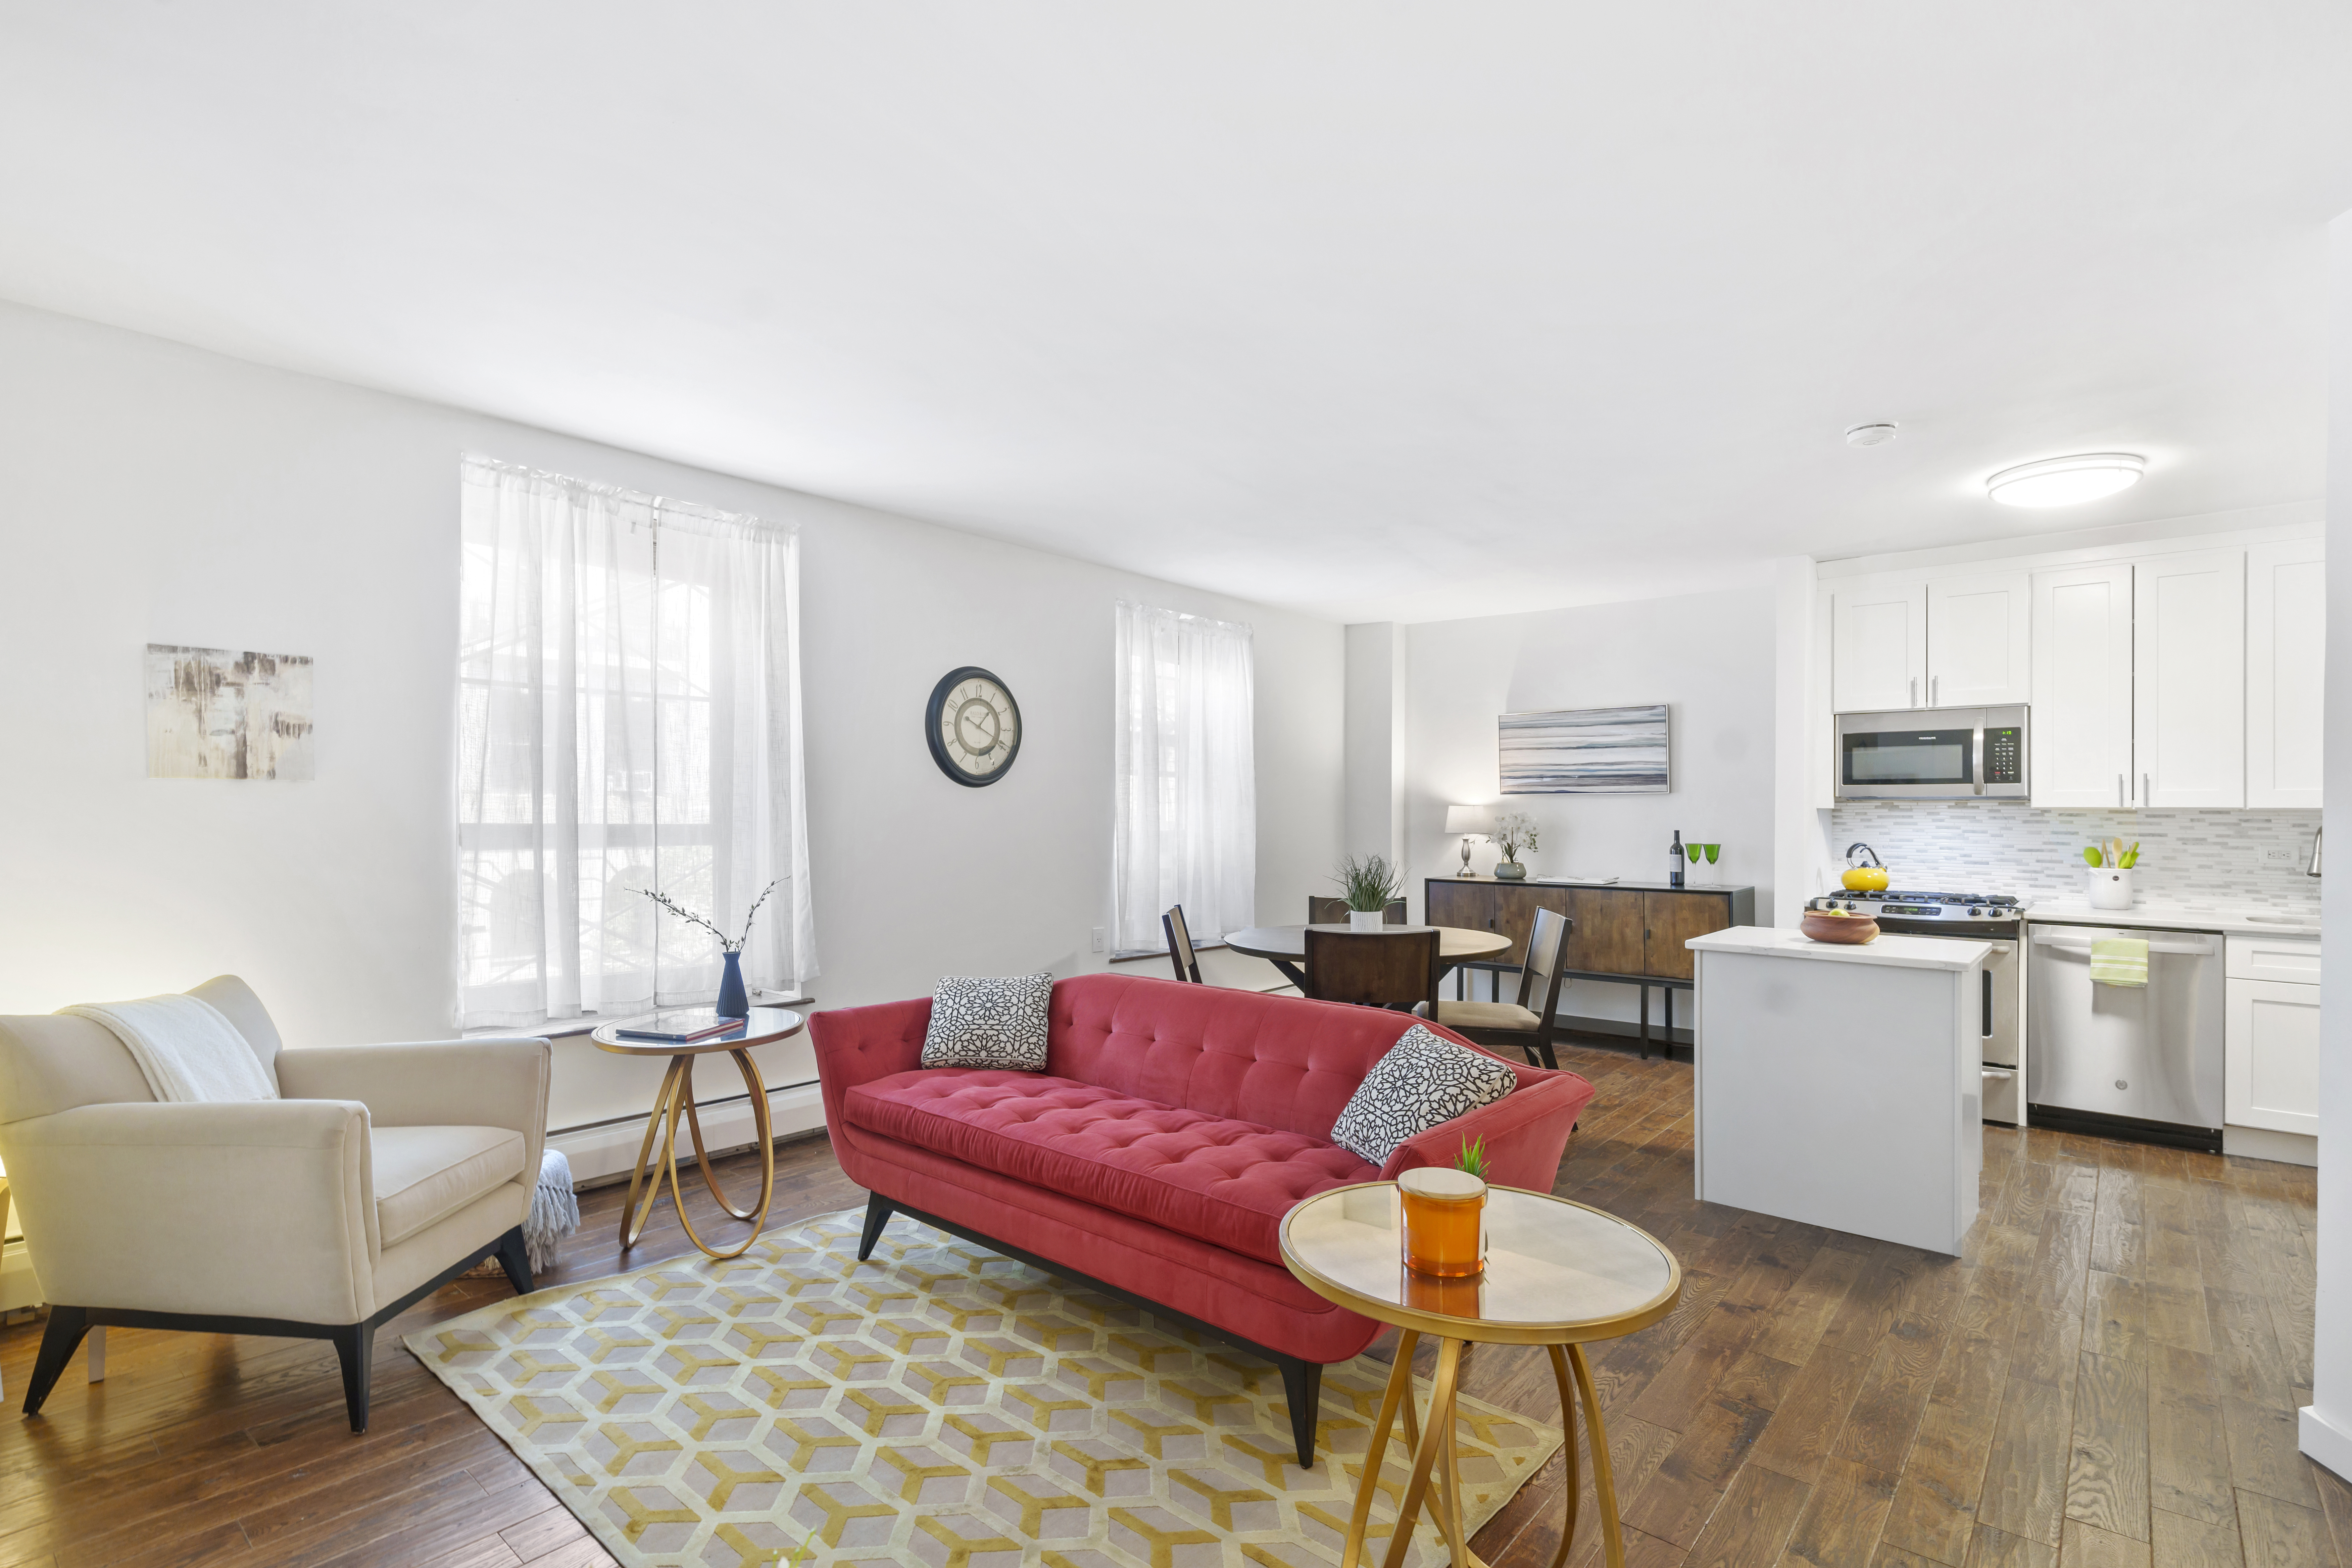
[1223,922,1512,992]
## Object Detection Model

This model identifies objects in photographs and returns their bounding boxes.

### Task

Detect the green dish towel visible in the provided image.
[2090,937,2149,987]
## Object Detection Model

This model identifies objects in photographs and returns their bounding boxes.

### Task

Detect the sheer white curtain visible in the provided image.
[455,455,816,1029]
[1112,601,1257,952]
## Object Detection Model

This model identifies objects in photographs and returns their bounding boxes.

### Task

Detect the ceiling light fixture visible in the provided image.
[1985,452,2145,508]
[1845,423,1898,447]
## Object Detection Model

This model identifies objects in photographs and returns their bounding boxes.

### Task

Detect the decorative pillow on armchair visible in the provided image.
[922,973,1054,1071]
[1329,1023,1517,1165]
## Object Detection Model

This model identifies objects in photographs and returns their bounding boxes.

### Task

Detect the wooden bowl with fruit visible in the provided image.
[1800,907,1880,945]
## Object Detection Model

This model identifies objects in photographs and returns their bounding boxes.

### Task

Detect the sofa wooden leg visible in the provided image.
[1279,1357,1322,1468]
[857,1192,895,1261]
[494,1225,534,1295]
[332,1321,375,1433]
[21,1307,89,1416]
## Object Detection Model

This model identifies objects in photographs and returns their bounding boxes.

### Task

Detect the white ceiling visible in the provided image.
[4,5,2349,622]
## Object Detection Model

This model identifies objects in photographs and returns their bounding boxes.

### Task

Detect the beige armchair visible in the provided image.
[0,976,549,1432]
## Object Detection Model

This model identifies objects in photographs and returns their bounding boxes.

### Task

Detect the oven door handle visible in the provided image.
[1973,726,1986,796]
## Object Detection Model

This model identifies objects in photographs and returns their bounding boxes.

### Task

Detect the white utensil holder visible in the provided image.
[2087,868,2134,909]
[1349,911,1387,932]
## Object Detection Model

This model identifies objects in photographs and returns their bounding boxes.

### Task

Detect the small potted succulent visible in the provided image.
[1334,854,1403,931]
[1491,812,1541,880]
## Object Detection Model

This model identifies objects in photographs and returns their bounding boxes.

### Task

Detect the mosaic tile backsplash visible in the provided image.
[1825,801,2323,914]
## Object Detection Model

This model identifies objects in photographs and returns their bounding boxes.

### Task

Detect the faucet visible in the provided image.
[2309,827,2322,879]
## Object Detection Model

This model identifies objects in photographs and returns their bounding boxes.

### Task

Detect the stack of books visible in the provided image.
[613,1009,749,1044]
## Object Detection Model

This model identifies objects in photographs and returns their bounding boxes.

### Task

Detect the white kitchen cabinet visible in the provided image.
[2030,562,2135,807]
[1925,572,2031,707]
[2224,978,2320,1138]
[2246,539,2325,809]
[1832,582,1927,712]
[2135,548,2245,808]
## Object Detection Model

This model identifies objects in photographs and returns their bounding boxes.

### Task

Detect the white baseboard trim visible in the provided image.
[2300,1404,2352,1481]
[2223,1124,2318,1167]
[547,1079,829,1187]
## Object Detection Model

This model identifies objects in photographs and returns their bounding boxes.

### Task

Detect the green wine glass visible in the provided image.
[1703,843,1720,865]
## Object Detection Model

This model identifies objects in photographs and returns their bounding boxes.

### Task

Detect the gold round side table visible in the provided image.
[589,1007,803,1261]
[1280,1182,1682,1568]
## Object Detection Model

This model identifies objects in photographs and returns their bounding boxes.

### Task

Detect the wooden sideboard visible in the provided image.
[1424,876,1756,1055]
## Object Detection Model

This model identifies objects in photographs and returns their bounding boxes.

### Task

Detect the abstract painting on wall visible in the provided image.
[1499,703,1669,793]
[145,644,315,780]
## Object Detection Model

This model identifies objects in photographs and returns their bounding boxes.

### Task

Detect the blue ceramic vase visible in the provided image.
[716,950,750,1018]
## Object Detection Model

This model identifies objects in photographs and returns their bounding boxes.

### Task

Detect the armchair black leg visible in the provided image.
[494,1226,534,1295]
[21,1307,90,1416]
[332,1321,375,1433]
[856,1192,895,1261]
[1277,1356,1322,1468]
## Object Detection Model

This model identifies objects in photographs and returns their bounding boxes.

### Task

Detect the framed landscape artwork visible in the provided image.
[1499,703,1669,794]
[146,644,315,780]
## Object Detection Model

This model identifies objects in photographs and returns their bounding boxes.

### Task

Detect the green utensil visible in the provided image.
[2082,846,2102,867]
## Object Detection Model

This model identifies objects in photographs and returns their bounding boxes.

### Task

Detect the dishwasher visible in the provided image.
[2026,923,2224,1151]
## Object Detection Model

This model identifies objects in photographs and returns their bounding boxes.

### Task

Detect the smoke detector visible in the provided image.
[1845,423,1899,447]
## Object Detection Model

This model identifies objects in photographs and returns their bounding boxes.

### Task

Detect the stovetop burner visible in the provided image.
[1877,891,2020,906]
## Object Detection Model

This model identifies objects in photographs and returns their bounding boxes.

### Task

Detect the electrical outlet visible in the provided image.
[2263,848,2297,867]
[1090,927,1106,953]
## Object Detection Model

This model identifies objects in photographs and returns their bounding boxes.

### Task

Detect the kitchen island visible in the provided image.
[1686,925,1991,1255]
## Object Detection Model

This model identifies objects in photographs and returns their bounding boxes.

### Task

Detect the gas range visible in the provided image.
[1806,890,2022,929]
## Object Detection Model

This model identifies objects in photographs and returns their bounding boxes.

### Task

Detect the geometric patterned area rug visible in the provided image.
[407,1207,1563,1567]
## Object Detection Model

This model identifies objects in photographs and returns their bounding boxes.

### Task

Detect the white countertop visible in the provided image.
[1687,925,1992,971]
[2023,900,2320,939]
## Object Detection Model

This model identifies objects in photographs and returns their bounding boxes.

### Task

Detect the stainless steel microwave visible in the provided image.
[1835,705,2028,800]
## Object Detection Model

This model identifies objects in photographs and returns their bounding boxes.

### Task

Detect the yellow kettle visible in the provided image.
[1841,842,1889,892]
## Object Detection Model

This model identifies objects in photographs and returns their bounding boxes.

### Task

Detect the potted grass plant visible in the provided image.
[1335,854,1403,931]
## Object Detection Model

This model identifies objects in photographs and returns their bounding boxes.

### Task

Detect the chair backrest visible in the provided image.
[1306,897,1408,925]
[1515,909,1573,1039]
[0,976,283,1123]
[1304,927,1440,1013]
[1162,906,1204,984]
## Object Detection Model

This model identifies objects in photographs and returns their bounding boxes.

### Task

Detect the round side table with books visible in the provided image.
[1280,1182,1682,1568]
[590,1006,804,1261]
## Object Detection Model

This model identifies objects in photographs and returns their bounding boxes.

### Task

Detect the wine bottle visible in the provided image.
[1669,829,1685,888]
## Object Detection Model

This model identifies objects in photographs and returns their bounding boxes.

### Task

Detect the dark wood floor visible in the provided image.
[0,1035,2339,1568]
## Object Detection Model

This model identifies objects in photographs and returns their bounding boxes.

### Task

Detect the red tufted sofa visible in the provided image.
[810,972,1596,1466]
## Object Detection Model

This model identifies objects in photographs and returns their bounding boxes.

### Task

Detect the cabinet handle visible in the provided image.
[1931,675,1939,706]
[1910,676,1918,707]
[2143,772,2150,807]
[2116,774,2124,807]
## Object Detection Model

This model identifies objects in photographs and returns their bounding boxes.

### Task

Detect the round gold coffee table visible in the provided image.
[1280,1182,1681,1568]
[590,1007,803,1260]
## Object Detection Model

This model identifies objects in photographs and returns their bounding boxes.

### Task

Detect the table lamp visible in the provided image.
[1444,805,1495,877]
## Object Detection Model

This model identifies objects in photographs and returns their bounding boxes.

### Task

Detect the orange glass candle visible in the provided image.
[1399,1167,1487,1278]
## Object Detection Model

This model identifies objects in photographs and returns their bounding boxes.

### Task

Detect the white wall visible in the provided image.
[1401,585,1777,1029]
[1342,622,1407,868]
[2306,211,2352,1482]
[0,302,1344,1134]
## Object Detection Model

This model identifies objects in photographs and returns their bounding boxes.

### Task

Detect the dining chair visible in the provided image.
[1305,897,1408,925]
[1162,905,1204,983]
[1304,926,1440,1013]
[1414,906,1572,1068]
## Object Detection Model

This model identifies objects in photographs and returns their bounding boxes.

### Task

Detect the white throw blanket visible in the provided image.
[62,994,279,1103]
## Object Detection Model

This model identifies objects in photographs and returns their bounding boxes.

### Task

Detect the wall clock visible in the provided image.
[925,666,1023,787]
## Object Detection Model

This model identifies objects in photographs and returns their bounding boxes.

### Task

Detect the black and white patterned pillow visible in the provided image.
[922,973,1054,1071]
[1329,1024,1517,1166]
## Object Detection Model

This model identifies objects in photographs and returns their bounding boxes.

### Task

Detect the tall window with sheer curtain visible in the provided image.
[454,455,816,1029]
[1112,601,1257,953]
